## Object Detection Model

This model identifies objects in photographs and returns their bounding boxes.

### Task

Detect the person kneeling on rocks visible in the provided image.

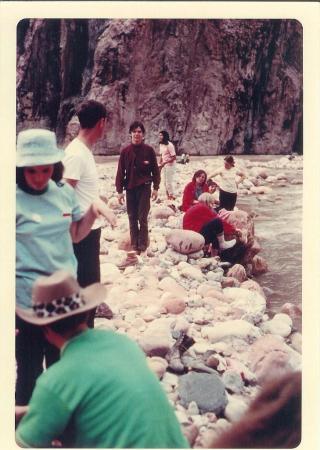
[15,270,189,449]
[182,192,237,255]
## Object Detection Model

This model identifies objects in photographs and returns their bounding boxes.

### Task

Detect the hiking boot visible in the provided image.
[117,251,139,270]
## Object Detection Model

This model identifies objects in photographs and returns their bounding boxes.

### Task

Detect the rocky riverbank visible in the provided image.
[94,155,302,447]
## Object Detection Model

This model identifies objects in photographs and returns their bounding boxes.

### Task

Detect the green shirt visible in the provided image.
[16,329,189,448]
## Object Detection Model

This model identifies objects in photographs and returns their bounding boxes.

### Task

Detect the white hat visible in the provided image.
[16,129,64,167]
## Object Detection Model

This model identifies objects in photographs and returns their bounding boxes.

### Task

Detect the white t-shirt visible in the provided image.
[159,141,176,166]
[63,138,102,229]
[213,166,238,193]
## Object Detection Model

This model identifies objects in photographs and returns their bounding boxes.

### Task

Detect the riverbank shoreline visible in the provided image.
[94,155,302,446]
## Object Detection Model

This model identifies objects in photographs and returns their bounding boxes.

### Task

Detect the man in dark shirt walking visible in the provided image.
[116,121,160,254]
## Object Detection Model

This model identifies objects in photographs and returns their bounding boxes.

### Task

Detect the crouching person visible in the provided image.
[183,192,237,255]
[15,271,189,448]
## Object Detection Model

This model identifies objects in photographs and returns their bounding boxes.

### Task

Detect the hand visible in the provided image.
[235,228,242,238]
[151,190,158,201]
[117,193,125,205]
[92,200,117,228]
[15,405,29,425]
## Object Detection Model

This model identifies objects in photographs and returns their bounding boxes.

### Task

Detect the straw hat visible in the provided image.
[16,271,107,325]
[16,129,65,167]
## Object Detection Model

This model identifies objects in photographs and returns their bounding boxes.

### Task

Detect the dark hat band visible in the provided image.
[32,292,86,319]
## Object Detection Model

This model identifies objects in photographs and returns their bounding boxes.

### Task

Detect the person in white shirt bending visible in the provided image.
[158,130,176,200]
[209,155,245,210]
[63,100,116,327]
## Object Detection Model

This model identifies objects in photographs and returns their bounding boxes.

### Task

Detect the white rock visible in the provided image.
[202,320,261,343]
[158,276,188,297]
[100,263,122,284]
[187,401,200,416]
[147,356,168,379]
[181,265,205,282]
[272,313,293,327]
[224,395,248,422]
[171,319,189,336]
[126,276,145,291]
[290,332,302,354]
[261,317,292,337]
[162,371,179,388]
[223,287,266,324]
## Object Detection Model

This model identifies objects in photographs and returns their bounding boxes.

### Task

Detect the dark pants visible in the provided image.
[200,218,223,248]
[126,184,151,252]
[219,189,237,211]
[73,227,101,327]
[15,315,60,405]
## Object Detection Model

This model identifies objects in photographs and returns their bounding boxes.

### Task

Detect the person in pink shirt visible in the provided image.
[158,130,176,200]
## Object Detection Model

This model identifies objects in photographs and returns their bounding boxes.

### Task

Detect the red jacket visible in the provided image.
[182,203,236,234]
[115,143,160,193]
[181,181,209,212]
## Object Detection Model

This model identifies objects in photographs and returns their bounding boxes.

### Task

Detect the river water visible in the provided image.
[97,155,303,330]
[236,162,302,330]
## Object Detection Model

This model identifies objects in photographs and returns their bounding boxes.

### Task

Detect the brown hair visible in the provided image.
[129,121,145,134]
[16,161,64,189]
[211,371,301,449]
[224,155,235,167]
[192,169,207,184]
[77,100,107,129]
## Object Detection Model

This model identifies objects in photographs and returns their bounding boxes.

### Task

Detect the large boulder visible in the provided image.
[165,229,205,255]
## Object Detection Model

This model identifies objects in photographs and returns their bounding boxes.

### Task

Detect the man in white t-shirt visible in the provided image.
[63,100,114,327]
[158,130,176,200]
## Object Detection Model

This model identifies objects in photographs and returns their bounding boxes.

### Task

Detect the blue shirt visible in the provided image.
[16,181,82,308]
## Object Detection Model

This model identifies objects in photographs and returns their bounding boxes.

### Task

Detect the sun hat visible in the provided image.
[16,270,107,325]
[16,129,65,167]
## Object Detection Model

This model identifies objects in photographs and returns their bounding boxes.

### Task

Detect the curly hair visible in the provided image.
[211,371,301,449]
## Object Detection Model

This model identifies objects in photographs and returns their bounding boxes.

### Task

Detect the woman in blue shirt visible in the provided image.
[16,129,115,406]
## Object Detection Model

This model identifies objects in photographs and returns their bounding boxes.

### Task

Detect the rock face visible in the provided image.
[17,19,302,155]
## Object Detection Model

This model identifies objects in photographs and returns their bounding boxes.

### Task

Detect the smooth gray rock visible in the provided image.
[178,372,228,414]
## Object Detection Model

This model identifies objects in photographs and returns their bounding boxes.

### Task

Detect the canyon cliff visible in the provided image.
[16,19,302,155]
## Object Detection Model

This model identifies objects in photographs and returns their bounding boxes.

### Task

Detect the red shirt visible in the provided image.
[181,181,209,212]
[183,203,236,234]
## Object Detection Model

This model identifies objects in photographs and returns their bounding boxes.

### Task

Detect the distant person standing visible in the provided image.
[209,155,245,210]
[116,121,160,254]
[63,100,116,327]
[158,130,176,200]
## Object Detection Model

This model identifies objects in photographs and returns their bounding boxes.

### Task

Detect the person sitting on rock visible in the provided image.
[210,371,301,448]
[177,153,190,164]
[181,169,209,212]
[182,192,237,254]
[206,178,220,208]
[15,270,189,449]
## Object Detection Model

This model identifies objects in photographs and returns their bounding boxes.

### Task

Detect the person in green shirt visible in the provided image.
[16,270,189,449]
